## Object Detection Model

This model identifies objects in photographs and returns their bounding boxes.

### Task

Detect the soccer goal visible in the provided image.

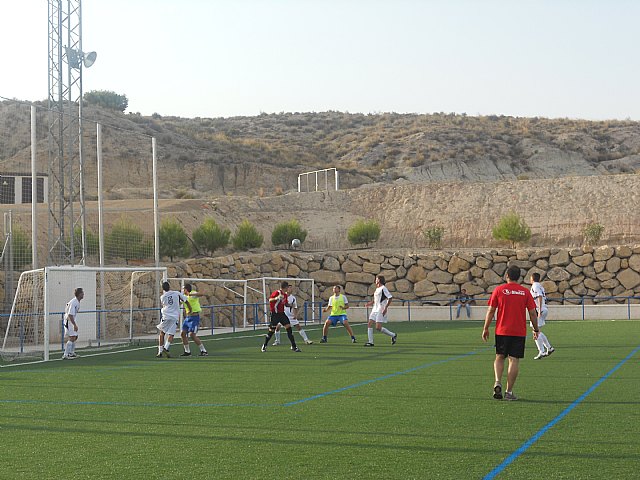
[1,266,167,362]
[166,277,249,331]
[246,277,318,326]
[298,167,339,193]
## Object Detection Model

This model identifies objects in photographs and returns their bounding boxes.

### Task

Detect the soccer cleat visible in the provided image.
[352,338,357,343]
[493,383,503,400]
[364,342,374,347]
[272,341,280,346]
[163,349,171,358]
[392,334,397,345]
[305,340,314,345]
[504,391,518,401]
[180,352,192,357]
[62,354,69,360]
[546,347,555,356]
[155,352,163,358]
[291,346,302,352]
[199,351,209,356]
[68,353,77,358]
[261,344,267,352]
[319,338,328,343]
[533,352,546,360]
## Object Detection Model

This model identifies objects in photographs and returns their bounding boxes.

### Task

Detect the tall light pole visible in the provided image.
[47,0,96,266]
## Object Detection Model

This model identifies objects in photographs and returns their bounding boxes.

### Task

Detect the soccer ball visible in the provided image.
[291,238,301,248]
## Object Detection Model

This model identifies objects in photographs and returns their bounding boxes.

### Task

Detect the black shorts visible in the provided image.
[269,312,290,328]
[495,335,526,358]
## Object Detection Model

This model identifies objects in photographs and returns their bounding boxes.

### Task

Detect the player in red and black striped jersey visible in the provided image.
[261,281,301,352]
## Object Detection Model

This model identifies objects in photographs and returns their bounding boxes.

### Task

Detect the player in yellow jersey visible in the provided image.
[320,285,356,343]
[180,283,208,357]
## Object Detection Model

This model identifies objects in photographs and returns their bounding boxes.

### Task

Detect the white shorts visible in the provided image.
[369,311,388,324]
[157,317,178,336]
[64,324,78,339]
[287,317,300,326]
[531,308,548,328]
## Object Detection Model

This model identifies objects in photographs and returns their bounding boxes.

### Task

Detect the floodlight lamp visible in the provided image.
[83,51,97,68]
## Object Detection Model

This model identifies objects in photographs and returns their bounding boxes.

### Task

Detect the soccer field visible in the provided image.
[1,320,638,479]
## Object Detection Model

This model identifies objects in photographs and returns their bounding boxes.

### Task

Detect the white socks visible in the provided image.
[183,344,191,354]
[274,331,281,343]
[381,327,395,337]
[535,332,552,353]
[65,341,73,356]
[368,328,374,343]
[164,341,171,351]
[199,344,206,353]
[299,329,309,342]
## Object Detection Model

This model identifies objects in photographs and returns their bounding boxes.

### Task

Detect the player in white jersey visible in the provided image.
[157,281,188,358]
[62,288,84,359]
[273,284,313,345]
[364,275,397,347]
[530,273,555,359]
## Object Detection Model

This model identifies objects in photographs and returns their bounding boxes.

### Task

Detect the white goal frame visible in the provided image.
[247,276,317,325]
[298,167,339,193]
[2,265,167,362]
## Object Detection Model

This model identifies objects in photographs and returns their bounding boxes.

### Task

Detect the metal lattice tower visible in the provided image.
[47,0,87,266]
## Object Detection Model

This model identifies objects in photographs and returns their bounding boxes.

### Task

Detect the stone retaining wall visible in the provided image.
[167,245,640,306]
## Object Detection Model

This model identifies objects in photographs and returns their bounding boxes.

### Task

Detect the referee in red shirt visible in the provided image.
[482,265,539,401]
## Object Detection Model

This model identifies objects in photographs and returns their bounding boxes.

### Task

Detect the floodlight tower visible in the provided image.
[47,0,96,266]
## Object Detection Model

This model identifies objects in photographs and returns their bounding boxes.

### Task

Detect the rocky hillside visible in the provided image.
[1,101,639,199]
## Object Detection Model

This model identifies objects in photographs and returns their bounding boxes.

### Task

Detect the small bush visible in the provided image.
[192,218,230,256]
[492,212,531,248]
[583,223,604,246]
[73,226,100,257]
[423,226,444,249]
[159,218,191,261]
[271,220,307,248]
[12,228,33,269]
[232,219,263,250]
[105,217,153,264]
[347,219,381,247]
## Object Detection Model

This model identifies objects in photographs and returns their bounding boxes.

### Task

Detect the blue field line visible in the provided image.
[483,343,640,480]
[283,348,485,407]
[0,398,276,409]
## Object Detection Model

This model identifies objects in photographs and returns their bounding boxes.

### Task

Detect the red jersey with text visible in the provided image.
[488,283,536,337]
[269,290,288,313]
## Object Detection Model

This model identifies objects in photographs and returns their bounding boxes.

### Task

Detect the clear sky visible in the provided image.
[2,0,639,120]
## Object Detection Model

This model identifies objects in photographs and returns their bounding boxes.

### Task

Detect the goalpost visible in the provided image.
[247,277,318,326]
[298,167,339,193]
[1,265,167,362]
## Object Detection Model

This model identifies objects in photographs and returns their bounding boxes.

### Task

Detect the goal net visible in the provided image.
[247,277,318,327]
[166,277,248,333]
[298,167,339,193]
[1,266,167,362]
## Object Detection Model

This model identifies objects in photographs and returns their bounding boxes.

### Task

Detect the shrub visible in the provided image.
[232,219,263,250]
[159,219,191,261]
[423,226,444,249]
[583,223,605,246]
[12,228,33,269]
[492,212,531,248]
[73,226,100,257]
[271,220,307,248]
[347,219,381,247]
[105,217,153,264]
[192,218,230,256]
[83,90,128,112]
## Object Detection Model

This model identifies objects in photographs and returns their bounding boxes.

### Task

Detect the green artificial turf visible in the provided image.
[1,320,638,479]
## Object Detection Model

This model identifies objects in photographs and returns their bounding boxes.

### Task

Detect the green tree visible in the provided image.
[12,228,33,269]
[105,217,153,264]
[583,223,604,246]
[159,218,191,261]
[232,219,263,250]
[347,219,381,247]
[271,219,307,248]
[423,226,444,249]
[492,212,531,248]
[192,218,230,256]
[73,226,100,257]
[83,90,129,112]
